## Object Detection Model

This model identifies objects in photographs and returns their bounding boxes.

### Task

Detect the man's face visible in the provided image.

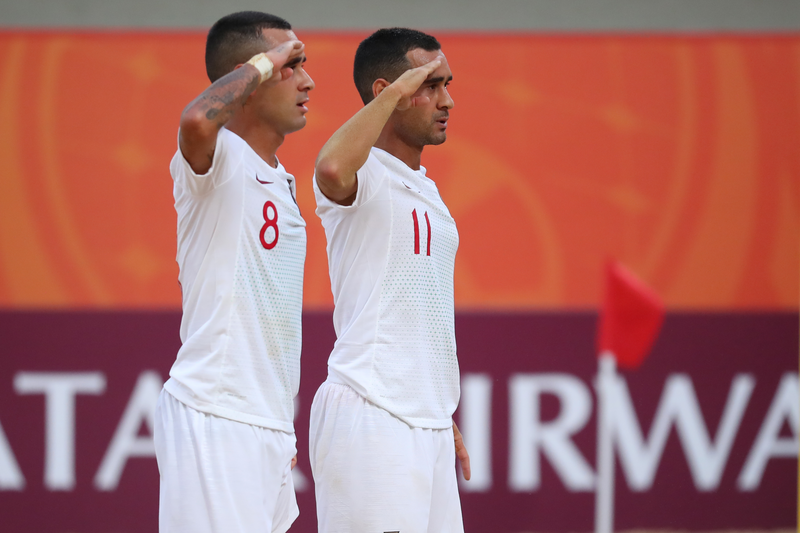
[250,28,315,135]
[393,48,454,148]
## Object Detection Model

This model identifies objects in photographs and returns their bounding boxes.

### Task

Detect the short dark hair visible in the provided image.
[205,11,292,82]
[353,28,441,105]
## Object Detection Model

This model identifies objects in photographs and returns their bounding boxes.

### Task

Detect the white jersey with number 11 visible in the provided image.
[314,147,460,429]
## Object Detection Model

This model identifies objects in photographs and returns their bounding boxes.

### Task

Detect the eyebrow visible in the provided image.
[426,75,453,84]
[283,56,307,69]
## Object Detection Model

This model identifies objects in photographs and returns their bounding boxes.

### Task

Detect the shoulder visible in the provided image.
[217,128,249,158]
[357,149,390,183]
[172,128,246,194]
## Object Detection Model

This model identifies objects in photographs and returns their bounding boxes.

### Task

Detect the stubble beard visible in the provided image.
[398,119,447,150]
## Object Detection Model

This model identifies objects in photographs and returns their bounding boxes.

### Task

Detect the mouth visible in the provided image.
[435,114,449,129]
[297,98,309,112]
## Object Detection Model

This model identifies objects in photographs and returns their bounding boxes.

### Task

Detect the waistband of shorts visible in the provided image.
[325,374,347,387]
[321,374,453,430]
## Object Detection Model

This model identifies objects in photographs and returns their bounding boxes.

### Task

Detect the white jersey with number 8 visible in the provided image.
[166,127,306,433]
[313,147,460,429]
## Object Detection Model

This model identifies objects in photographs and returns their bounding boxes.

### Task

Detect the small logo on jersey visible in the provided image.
[255,174,273,184]
[402,181,421,193]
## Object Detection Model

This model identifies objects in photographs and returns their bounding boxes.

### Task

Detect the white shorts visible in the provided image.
[309,381,464,533]
[154,390,298,533]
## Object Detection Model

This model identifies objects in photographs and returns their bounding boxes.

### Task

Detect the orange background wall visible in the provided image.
[0,32,798,310]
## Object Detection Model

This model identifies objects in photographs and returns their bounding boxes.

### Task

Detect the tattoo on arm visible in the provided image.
[196,69,260,126]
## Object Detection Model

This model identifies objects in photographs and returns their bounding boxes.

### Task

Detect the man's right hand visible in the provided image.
[264,40,305,82]
[384,58,442,110]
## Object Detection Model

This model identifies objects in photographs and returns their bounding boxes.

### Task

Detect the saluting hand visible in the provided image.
[264,40,306,82]
[388,58,442,111]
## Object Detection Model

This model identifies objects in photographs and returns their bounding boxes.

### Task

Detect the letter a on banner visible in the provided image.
[594,261,665,533]
[94,371,162,491]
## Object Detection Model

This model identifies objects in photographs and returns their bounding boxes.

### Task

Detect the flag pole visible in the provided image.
[595,261,665,533]
[595,350,616,533]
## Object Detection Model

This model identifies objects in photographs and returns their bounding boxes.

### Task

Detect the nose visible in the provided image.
[300,68,315,91]
[440,87,454,110]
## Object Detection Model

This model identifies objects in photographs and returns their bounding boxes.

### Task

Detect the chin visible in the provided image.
[286,117,307,134]
[427,133,447,146]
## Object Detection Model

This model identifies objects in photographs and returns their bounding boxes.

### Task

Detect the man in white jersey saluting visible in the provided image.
[310,28,470,532]
[153,11,313,533]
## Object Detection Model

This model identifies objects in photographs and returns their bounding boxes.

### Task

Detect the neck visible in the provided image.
[226,114,284,168]
[374,128,423,171]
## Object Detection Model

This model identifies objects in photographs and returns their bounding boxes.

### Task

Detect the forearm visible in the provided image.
[180,65,261,148]
[315,86,402,200]
[179,52,279,174]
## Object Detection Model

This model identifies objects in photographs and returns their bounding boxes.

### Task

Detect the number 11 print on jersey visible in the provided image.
[412,208,431,256]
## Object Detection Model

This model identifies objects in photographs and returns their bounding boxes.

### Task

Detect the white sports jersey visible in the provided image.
[313,147,460,428]
[165,127,306,433]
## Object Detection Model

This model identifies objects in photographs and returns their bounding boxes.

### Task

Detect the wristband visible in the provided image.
[246,53,274,84]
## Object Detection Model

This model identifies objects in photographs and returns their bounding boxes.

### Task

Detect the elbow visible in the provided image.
[315,158,343,187]
[179,106,217,145]
[315,158,356,203]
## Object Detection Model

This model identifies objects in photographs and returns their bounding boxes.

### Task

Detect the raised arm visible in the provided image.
[178,40,305,175]
[314,58,441,205]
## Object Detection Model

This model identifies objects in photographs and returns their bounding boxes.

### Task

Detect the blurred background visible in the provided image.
[0,1,797,532]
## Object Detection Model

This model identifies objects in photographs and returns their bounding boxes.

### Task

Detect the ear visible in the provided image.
[372,78,391,99]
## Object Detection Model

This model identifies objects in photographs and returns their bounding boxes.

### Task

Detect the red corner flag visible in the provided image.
[597,261,665,370]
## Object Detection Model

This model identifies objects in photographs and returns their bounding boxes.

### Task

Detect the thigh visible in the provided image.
[155,390,298,533]
[310,382,461,533]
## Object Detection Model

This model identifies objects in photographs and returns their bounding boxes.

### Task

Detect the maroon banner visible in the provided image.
[454,312,797,532]
[0,311,796,532]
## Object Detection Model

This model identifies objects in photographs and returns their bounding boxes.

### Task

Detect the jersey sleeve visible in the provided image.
[170,128,243,196]
[313,151,387,211]
[351,152,387,208]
